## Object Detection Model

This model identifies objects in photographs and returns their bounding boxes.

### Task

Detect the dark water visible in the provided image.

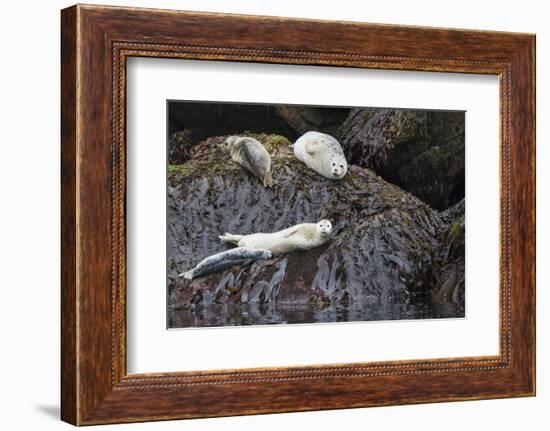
[168,300,465,329]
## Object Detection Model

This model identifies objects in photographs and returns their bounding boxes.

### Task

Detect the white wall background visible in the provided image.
[0,0,546,429]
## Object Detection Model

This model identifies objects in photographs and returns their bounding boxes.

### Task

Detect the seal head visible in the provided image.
[220,136,238,153]
[316,219,333,237]
[328,157,347,179]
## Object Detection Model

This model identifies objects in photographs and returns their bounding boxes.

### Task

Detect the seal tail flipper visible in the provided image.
[219,233,243,245]
[263,171,274,188]
[179,270,194,280]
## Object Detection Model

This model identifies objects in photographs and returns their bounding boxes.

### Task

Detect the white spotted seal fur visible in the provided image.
[219,220,333,255]
[293,131,348,179]
[179,247,272,280]
[221,136,274,187]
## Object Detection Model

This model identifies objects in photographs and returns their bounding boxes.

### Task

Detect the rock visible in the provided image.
[168,129,206,164]
[274,106,350,137]
[167,149,454,326]
[433,199,465,306]
[168,102,298,139]
[440,197,465,223]
[338,108,465,210]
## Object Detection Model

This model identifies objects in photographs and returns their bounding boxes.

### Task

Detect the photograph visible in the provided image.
[167,101,466,328]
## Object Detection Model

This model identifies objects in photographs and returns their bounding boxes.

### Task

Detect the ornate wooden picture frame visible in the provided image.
[61,4,535,425]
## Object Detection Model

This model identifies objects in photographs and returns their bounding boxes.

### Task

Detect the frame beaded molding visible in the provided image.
[110,41,513,388]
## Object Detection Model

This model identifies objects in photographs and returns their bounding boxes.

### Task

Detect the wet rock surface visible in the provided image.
[433,199,465,304]
[338,109,465,210]
[168,138,465,327]
[168,102,299,140]
[274,105,350,137]
[168,129,206,164]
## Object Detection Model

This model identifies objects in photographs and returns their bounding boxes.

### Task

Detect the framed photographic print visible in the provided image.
[164,101,466,330]
[61,4,536,425]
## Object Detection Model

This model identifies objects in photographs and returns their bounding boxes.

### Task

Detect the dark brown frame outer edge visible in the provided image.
[61,4,535,426]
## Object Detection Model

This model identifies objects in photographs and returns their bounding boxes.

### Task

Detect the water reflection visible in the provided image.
[168,300,465,329]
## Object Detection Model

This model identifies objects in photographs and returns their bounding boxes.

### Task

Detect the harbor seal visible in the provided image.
[179,247,272,280]
[221,136,274,187]
[293,131,348,179]
[219,220,333,255]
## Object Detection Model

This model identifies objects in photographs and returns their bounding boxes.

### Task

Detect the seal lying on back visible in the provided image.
[179,247,272,280]
[221,136,274,187]
[293,131,348,179]
[219,220,333,255]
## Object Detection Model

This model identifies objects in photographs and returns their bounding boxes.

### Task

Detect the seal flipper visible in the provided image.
[283,227,299,238]
[219,233,243,245]
[179,270,194,280]
[263,170,274,188]
[305,140,318,155]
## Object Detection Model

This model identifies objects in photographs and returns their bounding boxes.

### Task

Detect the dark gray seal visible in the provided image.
[179,247,273,280]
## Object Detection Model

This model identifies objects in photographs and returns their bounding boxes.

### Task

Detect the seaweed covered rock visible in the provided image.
[168,129,207,164]
[168,102,298,139]
[433,199,465,306]
[338,109,465,210]
[167,149,452,326]
[274,106,350,137]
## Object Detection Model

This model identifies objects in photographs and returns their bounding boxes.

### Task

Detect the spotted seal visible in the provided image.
[219,220,333,255]
[293,131,348,179]
[221,136,274,187]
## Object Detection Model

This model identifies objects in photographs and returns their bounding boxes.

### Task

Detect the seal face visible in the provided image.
[219,219,333,255]
[293,131,348,180]
[316,219,333,238]
[179,247,272,280]
[221,136,274,187]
